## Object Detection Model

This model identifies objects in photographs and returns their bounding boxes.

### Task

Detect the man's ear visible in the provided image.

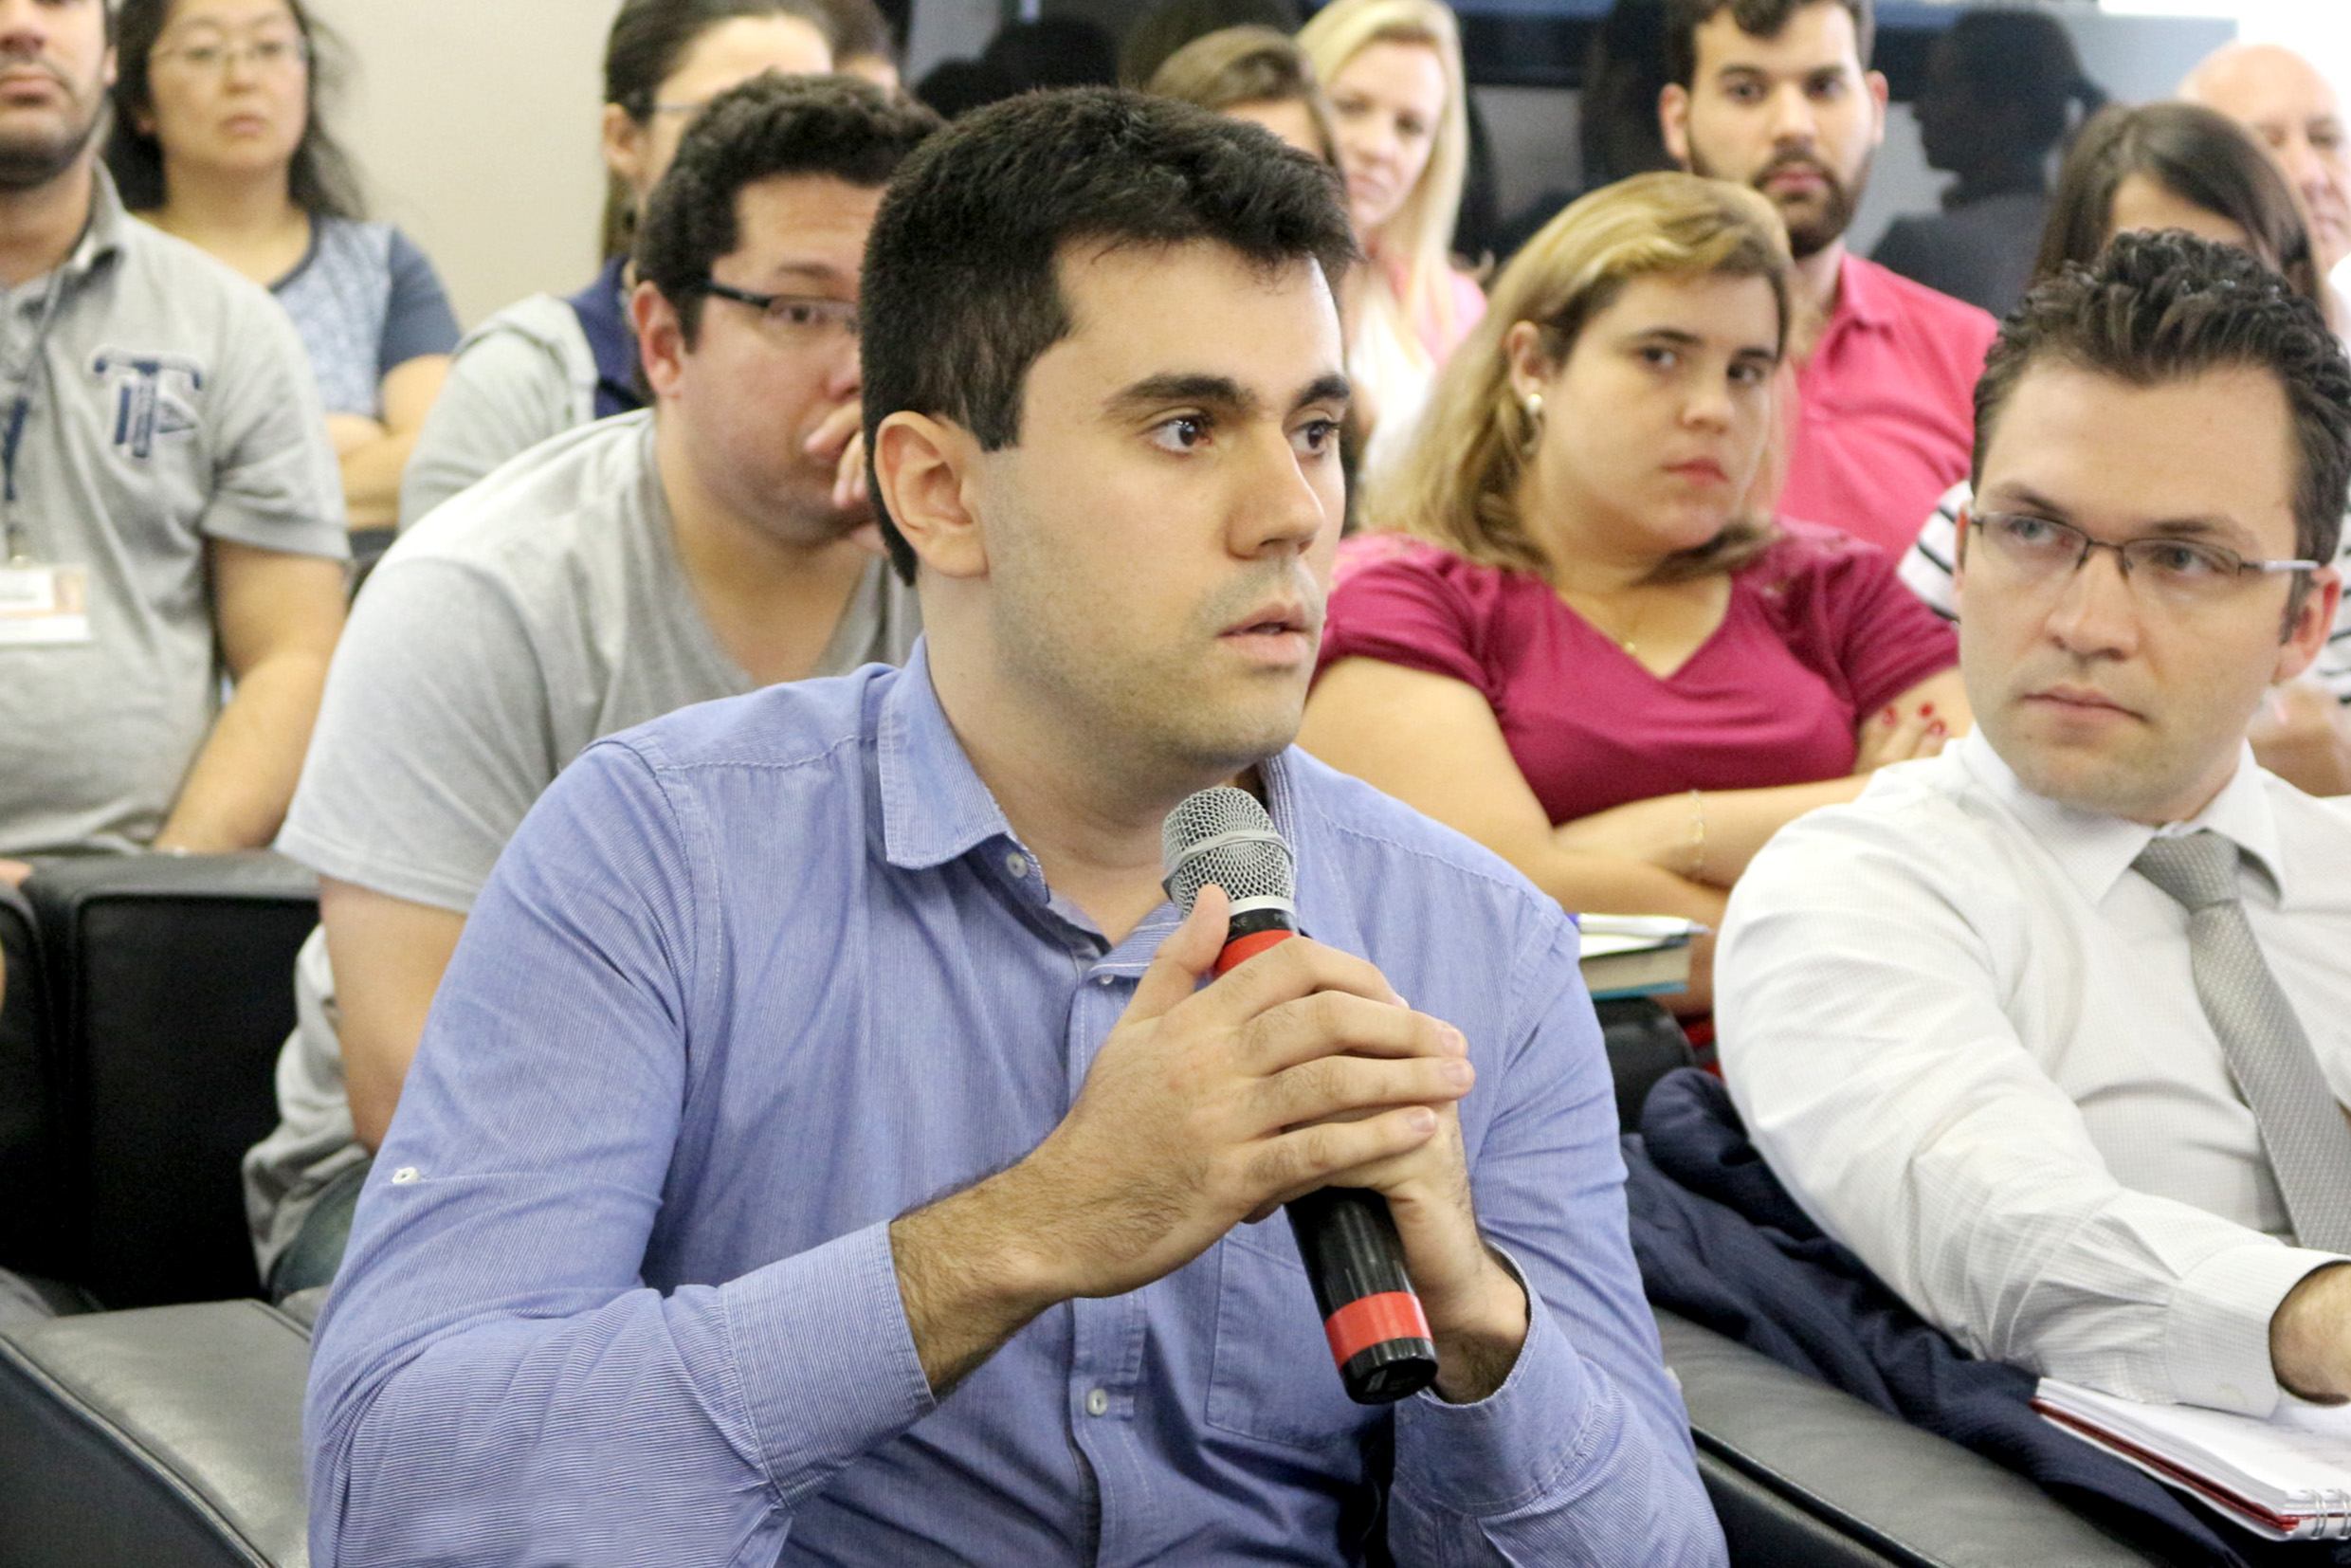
[1659,82,1693,169]
[632,281,686,403]
[1866,69,1890,146]
[873,412,990,580]
[2275,566,2343,684]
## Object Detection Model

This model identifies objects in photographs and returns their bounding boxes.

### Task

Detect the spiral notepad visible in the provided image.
[2035,1377,2351,1542]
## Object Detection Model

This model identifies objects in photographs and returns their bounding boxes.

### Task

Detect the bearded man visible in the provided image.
[0,0,347,879]
[1661,0,1997,556]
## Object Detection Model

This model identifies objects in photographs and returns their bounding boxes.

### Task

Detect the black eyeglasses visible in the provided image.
[1969,509,2320,609]
[698,282,858,338]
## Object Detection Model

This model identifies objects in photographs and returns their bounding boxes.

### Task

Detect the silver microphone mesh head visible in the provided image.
[1161,785,1297,919]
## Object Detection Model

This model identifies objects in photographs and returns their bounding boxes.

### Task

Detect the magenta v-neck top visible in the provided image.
[1318,523,1959,825]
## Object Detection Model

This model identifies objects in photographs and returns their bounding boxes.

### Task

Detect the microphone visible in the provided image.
[1161,786,1439,1406]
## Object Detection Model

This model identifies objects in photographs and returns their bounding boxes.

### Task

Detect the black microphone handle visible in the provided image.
[1285,1189,1440,1404]
[1210,905,1441,1405]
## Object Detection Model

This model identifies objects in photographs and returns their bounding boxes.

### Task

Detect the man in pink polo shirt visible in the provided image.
[1660,0,1997,556]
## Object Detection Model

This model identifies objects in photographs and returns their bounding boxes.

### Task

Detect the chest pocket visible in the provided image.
[1206,1219,1384,1451]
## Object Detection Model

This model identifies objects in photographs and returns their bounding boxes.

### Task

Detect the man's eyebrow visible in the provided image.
[745,260,851,286]
[1106,373,1255,418]
[1295,372,1351,411]
[1624,327,1705,347]
[1106,372,1351,418]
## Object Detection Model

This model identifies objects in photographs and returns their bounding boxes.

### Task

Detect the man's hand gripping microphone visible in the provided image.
[1161,786,1440,1404]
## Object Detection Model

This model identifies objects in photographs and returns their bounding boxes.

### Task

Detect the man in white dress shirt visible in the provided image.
[1719,229,2351,1419]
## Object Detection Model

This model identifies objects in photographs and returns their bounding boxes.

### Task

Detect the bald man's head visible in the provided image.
[2182,42,2351,273]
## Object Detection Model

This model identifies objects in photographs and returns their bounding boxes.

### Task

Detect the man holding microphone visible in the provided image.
[305,88,1716,1565]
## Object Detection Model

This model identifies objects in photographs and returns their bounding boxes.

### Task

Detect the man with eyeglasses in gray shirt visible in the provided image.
[243,76,932,1294]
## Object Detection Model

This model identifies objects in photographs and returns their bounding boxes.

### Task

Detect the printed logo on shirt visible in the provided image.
[88,347,205,461]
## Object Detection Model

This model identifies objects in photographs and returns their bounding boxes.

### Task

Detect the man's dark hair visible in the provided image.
[634,74,939,348]
[1665,0,1873,89]
[861,87,1356,583]
[106,0,365,219]
[1973,229,2351,576]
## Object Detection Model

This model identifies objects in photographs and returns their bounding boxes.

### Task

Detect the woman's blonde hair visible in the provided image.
[1147,27,1338,165]
[1298,0,1469,337]
[1376,171,1795,584]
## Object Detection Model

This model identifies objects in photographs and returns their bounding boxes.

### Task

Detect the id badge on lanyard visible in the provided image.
[0,277,92,647]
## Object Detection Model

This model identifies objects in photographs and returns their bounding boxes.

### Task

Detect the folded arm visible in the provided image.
[154,539,345,853]
[1298,658,1727,923]
[1551,666,1970,886]
[331,356,450,531]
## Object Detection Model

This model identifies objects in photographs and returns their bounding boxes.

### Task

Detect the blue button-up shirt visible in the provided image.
[306,644,1722,1566]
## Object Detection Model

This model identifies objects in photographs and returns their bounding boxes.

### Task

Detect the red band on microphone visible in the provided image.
[1322,1290,1432,1368]
[1213,927,1294,975]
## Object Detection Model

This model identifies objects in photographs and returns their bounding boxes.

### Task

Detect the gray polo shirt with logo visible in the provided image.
[0,169,346,858]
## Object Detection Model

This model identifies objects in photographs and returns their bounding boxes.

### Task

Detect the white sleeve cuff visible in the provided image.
[2163,1242,2344,1414]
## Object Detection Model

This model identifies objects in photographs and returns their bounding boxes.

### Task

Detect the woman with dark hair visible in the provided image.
[1901,100,2351,793]
[1872,10,2105,317]
[2032,100,2324,307]
[107,0,460,535]
[398,0,835,529]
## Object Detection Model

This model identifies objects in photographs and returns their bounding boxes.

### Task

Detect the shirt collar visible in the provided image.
[875,637,1316,883]
[877,639,1020,870]
[60,165,128,284]
[1959,729,2286,903]
[1830,250,1896,333]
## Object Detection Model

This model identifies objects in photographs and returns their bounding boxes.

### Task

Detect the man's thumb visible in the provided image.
[1127,884,1230,1018]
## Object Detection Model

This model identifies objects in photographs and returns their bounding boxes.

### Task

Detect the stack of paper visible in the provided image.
[2036,1378,2351,1541]
[1577,915,1700,1001]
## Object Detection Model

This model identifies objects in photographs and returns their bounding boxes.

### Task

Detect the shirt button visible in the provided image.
[1084,1387,1110,1417]
[1004,851,1030,879]
[391,1166,419,1185]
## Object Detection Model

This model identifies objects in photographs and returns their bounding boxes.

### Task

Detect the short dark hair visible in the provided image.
[1665,0,1873,89]
[634,74,938,347]
[2035,102,2323,312]
[106,0,364,219]
[598,0,839,259]
[861,87,1357,583]
[1974,229,2351,573]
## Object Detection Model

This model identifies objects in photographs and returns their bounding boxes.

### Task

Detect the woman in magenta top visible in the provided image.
[1300,173,1964,1005]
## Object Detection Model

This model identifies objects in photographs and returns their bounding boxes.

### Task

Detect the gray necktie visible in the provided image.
[2134,830,2351,1253]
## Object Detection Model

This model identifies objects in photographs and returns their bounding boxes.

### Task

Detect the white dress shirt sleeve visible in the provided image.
[1717,800,2341,1418]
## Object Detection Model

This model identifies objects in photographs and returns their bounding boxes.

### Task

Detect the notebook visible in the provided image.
[1578,915,1698,1001]
[2035,1377,2351,1541]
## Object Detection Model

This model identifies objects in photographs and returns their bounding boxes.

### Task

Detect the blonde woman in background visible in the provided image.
[1146,25,1335,162]
[1301,173,1964,1009]
[1299,0,1482,480]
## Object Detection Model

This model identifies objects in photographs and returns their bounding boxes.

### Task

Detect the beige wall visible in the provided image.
[305,0,622,327]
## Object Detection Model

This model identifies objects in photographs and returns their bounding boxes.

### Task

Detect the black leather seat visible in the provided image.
[1659,1309,2172,1567]
[0,1298,313,1567]
[0,1298,2183,1568]
[24,852,318,1307]
[0,880,59,1279]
